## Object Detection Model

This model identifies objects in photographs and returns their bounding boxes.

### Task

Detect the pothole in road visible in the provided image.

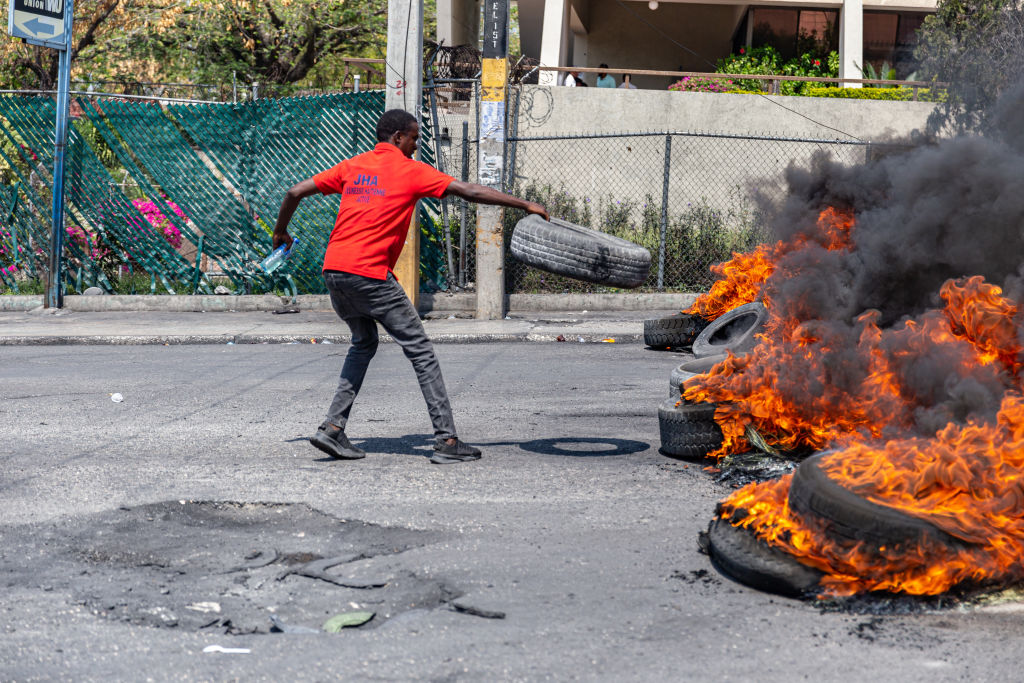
[2,501,457,634]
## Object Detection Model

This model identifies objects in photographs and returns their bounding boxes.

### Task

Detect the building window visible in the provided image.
[864,11,927,78]
[747,8,838,62]
[733,7,929,79]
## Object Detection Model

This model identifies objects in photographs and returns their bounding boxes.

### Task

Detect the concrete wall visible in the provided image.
[513,85,935,138]
[434,85,937,234]
[503,86,936,226]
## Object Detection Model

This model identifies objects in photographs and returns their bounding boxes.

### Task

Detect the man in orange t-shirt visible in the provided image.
[272,109,547,464]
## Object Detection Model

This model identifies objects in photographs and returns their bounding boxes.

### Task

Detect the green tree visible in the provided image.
[134,0,389,89]
[0,0,185,89]
[0,0,398,93]
[916,0,1024,132]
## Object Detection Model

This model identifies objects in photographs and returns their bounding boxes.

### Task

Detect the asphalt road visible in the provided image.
[1,343,1022,681]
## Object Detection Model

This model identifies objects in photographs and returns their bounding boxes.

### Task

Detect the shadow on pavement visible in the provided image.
[301,434,651,459]
[350,434,436,458]
[485,437,651,457]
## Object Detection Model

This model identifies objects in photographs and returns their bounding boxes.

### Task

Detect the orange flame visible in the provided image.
[721,393,1024,596]
[685,207,854,320]
[698,227,1024,594]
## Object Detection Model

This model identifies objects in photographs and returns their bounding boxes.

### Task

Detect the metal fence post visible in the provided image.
[45,10,75,309]
[658,134,671,290]
[507,86,520,189]
[427,78,455,282]
[460,120,469,287]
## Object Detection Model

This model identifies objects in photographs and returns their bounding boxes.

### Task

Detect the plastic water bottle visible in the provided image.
[260,239,298,274]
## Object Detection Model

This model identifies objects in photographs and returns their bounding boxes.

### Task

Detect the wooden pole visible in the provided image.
[386,0,423,304]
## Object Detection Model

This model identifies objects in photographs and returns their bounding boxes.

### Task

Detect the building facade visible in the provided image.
[437,0,936,90]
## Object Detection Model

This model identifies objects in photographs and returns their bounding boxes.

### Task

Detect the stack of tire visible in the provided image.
[656,302,769,460]
[703,451,976,597]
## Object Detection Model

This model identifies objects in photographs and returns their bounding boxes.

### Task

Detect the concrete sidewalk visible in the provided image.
[0,306,677,346]
[0,292,693,345]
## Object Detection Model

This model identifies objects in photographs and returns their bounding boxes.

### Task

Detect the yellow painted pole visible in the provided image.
[394,218,420,304]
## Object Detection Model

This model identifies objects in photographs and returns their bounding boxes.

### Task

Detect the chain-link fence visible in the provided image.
[0,89,458,296]
[502,112,874,293]
[0,76,892,299]
[425,79,479,290]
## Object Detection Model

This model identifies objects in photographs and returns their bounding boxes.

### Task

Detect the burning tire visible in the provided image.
[787,453,971,551]
[658,398,723,458]
[510,215,652,289]
[692,302,769,358]
[644,312,709,349]
[669,353,729,397]
[702,517,823,598]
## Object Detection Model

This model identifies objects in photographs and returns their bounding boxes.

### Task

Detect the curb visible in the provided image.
[0,292,695,313]
[0,333,642,346]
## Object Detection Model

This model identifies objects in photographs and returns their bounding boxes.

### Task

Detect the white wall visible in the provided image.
[513,85,934,137]
[503,86,937,221]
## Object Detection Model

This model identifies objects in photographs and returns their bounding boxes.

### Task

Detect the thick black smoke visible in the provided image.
[736,82,1024,437]
[768,120,1024,325]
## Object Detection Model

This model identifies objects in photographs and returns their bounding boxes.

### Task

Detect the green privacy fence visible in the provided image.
[0,90,449,295]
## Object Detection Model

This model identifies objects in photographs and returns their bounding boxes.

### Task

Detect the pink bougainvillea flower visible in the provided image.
[131,197,186,249]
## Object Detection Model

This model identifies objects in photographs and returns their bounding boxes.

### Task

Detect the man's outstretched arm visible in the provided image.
[443,181,549,221]
[272,178,321,249]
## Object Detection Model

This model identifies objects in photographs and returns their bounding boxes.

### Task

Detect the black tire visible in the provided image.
[787,453,973,551]
[644,313,710,349]
[692,302,769,358]
[703,517,823,598]
[658,398,723,459]
[669,353,729,397]
[510,215,652,289]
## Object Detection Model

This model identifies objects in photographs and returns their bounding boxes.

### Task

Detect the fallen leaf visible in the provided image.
[323,611,375,632]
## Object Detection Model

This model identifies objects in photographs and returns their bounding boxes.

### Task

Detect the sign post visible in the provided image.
[9,0,74,308]
[475,0,509,319]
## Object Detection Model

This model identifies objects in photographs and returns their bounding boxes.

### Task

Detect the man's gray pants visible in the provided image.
[323,270,457,440]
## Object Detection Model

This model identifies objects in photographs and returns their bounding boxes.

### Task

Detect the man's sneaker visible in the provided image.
[310,423,366,460]
[430,438,482,464]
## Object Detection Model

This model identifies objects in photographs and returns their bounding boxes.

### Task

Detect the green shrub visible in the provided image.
[715,46,839,95]
[803,87,946,102]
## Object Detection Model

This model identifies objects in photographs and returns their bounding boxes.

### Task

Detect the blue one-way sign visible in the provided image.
[9,0,67,49]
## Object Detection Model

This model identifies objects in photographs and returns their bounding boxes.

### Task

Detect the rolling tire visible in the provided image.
[644,312,710,349]
[510,215,652,289]
[703,517,823,598]
[658,398,723,459]
[692,302,769,358]
[669,353,729,397]
[787,453,973,550]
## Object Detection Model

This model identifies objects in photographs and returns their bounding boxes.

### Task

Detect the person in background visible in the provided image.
[566,69,588,86]
[596,65,616,88]
[618,73,638,90]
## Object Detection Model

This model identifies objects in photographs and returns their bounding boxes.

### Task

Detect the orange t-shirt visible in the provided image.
[313,143,454,279]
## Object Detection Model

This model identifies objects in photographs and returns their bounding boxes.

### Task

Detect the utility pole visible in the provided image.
[475,0,509,319]
[386,0,424,305]
[9,0,75,308]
